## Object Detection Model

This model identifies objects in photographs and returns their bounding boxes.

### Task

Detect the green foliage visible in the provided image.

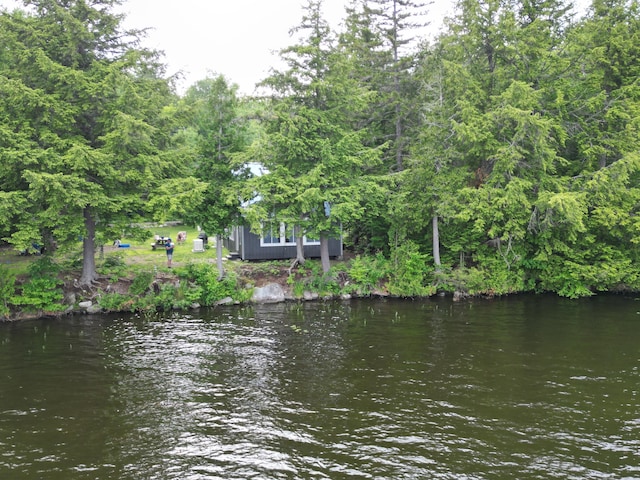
[0,266,16,317]
[11,257,64,313]
[99,276,204,313]
[132,282,195,312]
[305,272,342,296]
[346,253,389,295]
[288,275,307,298]
[0,1,180,286]
[387,241,436,297]
[252,1,386,272]
[98,293,133,312]
[184,263,242,305]
[250,260,287,277]
[97,252,129,283]
[100,252,126,269]
[129,271,154,296]
[3,0,640,304]
[537,258,596,299]
[535,245,640,298]
[446,255,529,297]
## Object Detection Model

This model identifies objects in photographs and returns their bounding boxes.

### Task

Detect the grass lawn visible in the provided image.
[0,224,222,277]
[0,248,36,276]
[107,225,223,270]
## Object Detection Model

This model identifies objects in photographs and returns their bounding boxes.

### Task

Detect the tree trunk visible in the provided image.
[395,114,403,171]
[295,224,306,266]
[320,234,330,274]
[79,207,97,286]
[43,228,57,255]
[432,215,441,269]
[216,233,224,280]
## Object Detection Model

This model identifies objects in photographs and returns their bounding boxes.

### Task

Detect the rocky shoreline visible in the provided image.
[2,276,395,322]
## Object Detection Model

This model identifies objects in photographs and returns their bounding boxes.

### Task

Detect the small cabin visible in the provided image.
[224,224,342,261]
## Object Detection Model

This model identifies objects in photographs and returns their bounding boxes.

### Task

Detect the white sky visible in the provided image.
[116,0,455,95]
[1,0,590,96]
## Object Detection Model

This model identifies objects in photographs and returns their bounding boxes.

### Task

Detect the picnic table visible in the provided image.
[151,236,170,250]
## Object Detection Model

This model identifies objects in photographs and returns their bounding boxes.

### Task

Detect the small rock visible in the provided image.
[86,304,102,314]
[303,291,319,301]
[453,290,468,302]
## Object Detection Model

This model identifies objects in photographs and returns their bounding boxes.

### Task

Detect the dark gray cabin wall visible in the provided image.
[236,225,342,261]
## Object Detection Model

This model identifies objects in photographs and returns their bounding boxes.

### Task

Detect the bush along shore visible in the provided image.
[0,247,512,321]
[1,245,636,322]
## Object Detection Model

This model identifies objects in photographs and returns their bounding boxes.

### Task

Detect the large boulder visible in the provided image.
[252,283,285,303]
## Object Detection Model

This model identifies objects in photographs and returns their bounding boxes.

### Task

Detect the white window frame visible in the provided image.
[260,222,320,247]
[260,221,282,245]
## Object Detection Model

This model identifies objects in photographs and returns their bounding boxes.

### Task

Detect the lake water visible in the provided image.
[1,295,639,479]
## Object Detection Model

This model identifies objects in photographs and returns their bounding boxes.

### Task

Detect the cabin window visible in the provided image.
[304,234,320,245]
[260,222,321,246]
[261,221,281,245]
[284,224,297,245]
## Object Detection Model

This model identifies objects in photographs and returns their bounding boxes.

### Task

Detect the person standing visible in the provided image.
[165,237,175,268]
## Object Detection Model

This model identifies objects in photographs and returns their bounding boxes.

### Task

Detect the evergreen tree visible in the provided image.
[530,0,640,295]
[181,75,248,279]
[344,0,428,171]
[0,0,177,285]
[256,0,384,273]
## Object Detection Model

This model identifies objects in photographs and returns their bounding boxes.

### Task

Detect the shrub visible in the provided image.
[145,283,184,311]
[443,256,529,297]
[305,272,341,296]
[184,263,241,305]
[11,257,65,313]
[99,293,133,312]
[387,241,436,297]
[99,252,127,278]
[129,271,154,296]
[347,253,388,294]
[102,253,126,268]
[288,275,306,298]
[0,266,16,318]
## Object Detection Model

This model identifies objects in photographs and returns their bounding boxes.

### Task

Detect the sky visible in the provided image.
[1,0,590,95]
[116,0,454,95]
[0,0,455,94]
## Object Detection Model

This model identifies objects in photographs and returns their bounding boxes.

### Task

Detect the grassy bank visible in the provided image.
[0,224,394,320]
[1,225,552,321]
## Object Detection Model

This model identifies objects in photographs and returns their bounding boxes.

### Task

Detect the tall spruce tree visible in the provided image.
[256,0,383,272]
[401,40,468,269]
[336,0,429,255]
[532,0,640,295]
[181,75,248,279]
[0,0,177,286]
[350,0,428,171]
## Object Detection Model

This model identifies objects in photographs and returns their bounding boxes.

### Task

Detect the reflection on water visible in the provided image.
[1,296,639,479]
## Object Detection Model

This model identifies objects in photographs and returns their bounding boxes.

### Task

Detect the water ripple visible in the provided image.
[1,298,639,478]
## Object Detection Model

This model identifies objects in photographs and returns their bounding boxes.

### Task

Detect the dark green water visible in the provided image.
[1,295,639,479]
